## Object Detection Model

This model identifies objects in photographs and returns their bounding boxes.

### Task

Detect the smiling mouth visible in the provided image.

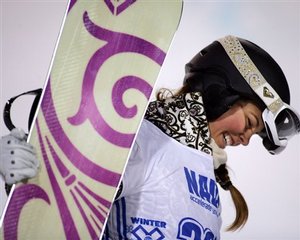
[224,133,233,146]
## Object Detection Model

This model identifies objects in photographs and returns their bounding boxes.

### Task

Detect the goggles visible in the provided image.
[261,103,300,154]
[218,35,300,154]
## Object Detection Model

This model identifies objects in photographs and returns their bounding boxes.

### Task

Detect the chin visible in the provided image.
[214,138,225,149]
[219,140,226,149]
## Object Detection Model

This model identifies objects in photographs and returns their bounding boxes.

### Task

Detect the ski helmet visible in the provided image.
[184,35,300,154]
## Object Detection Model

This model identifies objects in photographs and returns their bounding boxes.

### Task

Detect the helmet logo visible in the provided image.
[263,86,274,98]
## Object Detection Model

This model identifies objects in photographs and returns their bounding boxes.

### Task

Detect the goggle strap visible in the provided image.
[218,35,284,114]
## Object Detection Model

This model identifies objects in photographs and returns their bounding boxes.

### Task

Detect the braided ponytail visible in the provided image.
[214,164,248,231]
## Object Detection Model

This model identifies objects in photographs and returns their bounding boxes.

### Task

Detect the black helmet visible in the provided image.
[184,35,300,154]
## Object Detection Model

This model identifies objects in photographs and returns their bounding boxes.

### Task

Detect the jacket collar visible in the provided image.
[144,92,212,156]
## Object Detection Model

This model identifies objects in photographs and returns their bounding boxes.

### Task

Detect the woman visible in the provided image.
[102,35,300,239]
[1,35,299,239]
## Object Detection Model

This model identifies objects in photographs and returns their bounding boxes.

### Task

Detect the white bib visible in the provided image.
[104,120,222,240]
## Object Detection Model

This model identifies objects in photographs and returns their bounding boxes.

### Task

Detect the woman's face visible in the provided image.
[208,101,265,149]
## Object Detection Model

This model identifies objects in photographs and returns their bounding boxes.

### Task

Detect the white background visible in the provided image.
[1,1,300,239]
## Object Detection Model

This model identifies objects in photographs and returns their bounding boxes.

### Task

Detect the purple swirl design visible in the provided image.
[46,124,111,239]
[67,11,165,148]
[4,118,112,239]
[36,121,81,239]
[112,76,152,118]
[4,184,50,239]
[3,6,168,239]
[42,83,120,186]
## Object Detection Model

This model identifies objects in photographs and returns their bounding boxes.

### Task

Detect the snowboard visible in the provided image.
[0,0,183,239]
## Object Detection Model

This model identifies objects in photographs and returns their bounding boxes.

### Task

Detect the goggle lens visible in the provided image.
[261,105,300,154]
[275,109,300,140]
